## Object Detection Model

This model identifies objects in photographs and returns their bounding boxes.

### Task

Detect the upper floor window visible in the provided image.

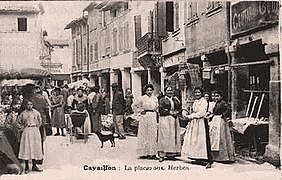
[94,42,98,60]
[187,2,199,26]
[90,44,93,62]
[206,1,222,17]
[124,2,129,10]
[166,1,174,32]
[124,22,130,50]
[18,18,27,31]
[112,9,117,18]
[112,28,118,54]
[174,1,180,31]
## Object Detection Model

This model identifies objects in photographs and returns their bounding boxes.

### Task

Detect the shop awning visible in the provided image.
[1,79,35,86]
[231,59,274,68]
[0,67,50,80]
[69,78,90,89]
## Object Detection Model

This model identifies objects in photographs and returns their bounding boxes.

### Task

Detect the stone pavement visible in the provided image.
[1,133,282,180]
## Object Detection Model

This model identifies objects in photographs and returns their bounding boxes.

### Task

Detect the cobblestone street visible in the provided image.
[2,132,282,180]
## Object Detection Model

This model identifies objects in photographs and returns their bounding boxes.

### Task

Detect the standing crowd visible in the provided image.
[0,81,235,175]
[134,84,235,168]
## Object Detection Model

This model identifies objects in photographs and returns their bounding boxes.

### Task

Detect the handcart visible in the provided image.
[70,111,88,144]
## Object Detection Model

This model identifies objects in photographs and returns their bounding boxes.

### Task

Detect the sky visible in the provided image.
[41,1,89,40]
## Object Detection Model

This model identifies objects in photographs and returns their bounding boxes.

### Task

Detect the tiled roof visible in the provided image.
[64,17,87,29]
[0,2,44,13]
[48,39,69,46]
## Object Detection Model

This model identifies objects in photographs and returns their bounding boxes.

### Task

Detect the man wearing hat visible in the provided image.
[111,83,126,139]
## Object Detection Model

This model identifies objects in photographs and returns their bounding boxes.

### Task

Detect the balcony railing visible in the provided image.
[136,32,162,58]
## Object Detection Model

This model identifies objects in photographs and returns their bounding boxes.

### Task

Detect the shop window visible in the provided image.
[249,64,270,91]
[18,18,27,31]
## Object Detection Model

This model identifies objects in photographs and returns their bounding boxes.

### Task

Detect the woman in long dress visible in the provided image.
[181,87,213,168]
[209,90,235,162]
[50,87,66,136]
[157,85,181,162]
[18,100,43,173]
[135,84,158,159]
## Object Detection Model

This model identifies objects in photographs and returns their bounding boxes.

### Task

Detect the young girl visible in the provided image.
[18,100,43,174]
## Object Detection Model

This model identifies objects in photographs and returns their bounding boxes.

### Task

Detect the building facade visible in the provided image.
[229,1,280,166]
[66,1,157,99]
[183,1,230,108]
[48,39,71,86]
[0,2,44,70]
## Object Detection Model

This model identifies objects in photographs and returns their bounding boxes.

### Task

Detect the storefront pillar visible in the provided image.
[131,69,142,103]
[159,67,166,92]
[263,55,281,167]
[121,68,131,91]
[147,68,151,84]
[229,45,238,120]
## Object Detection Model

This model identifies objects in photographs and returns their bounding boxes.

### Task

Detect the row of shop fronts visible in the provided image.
[66,1,280,166]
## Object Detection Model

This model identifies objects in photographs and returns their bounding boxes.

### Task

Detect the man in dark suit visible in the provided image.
[92,86,103,133]
[111,83,126,139]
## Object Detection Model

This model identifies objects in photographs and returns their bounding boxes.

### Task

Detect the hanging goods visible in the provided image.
[245,92,254,117]
[256,93,265,119]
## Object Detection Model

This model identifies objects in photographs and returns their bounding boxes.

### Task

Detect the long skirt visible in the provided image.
[92,112,101,133]
[210,115,235,162]
[51,107,66,128]
[0,132,21,166]
[18,127,43,160]
[136,112,158,157]
[84,116,92,134]
[157,115,181,157]
[181,118,209,160]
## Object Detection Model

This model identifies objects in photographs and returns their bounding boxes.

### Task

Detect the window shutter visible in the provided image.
[166,1,174,32]
[157,2,166,37]
[94,42,98,60]
[112,28,118,54]
[119,26,123,51]
[90,44,93,62]
[134,15,141,46]
[174,2,179,30]
[124,22,130,49]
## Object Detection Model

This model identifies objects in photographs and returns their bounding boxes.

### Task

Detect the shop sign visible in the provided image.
[231,1,279,36]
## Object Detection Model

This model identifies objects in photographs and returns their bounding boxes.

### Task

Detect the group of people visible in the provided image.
[0,84,51,175]
[0,83,114,175]
[135,84,235,168]
[0,81,235,175]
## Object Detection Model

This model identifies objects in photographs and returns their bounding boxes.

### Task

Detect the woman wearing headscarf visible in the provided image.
[135,84,158,159]
[181,87,213,168]
[50,87,66,136]
[209,90,235,163]
[157,85,181,162]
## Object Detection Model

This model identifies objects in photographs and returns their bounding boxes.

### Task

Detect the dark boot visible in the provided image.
[54,128,60,136]
[61,128,66,136]
[32,160,43,172]
[24,160,29,174]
